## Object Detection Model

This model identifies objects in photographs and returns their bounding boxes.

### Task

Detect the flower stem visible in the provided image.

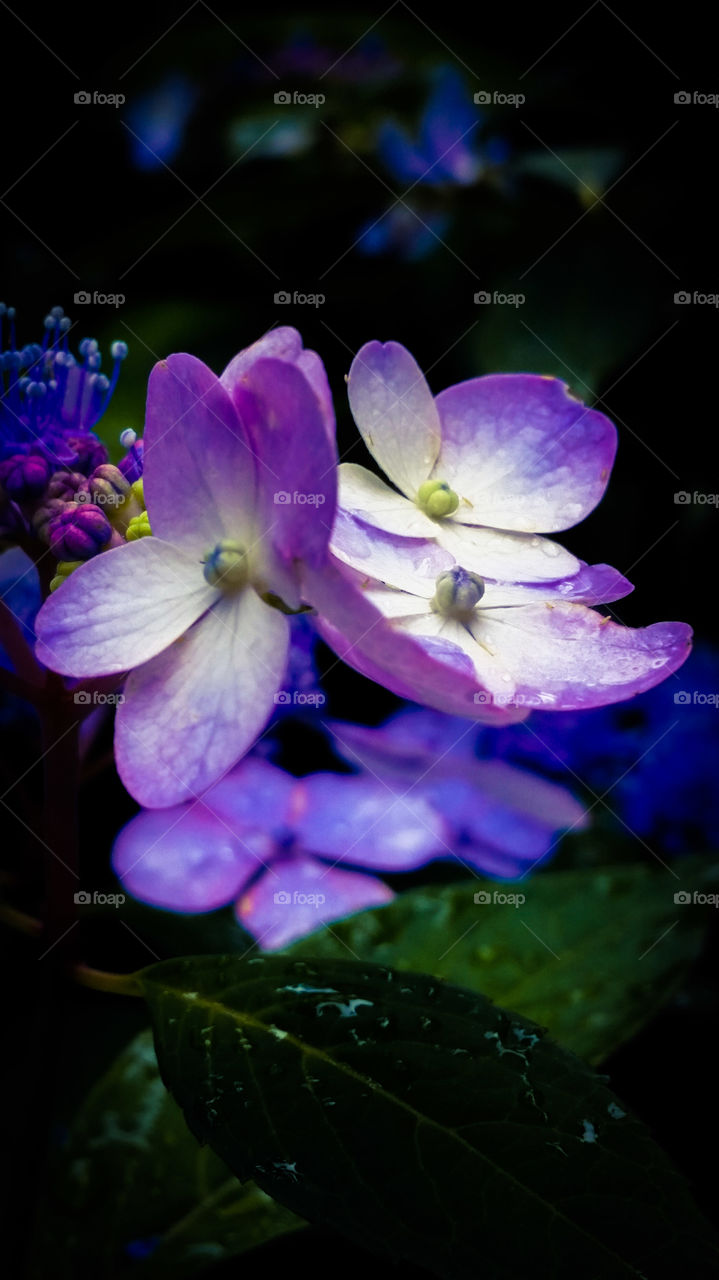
[39,675,81,964]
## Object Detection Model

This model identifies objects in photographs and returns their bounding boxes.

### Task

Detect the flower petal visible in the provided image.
[347,340,441,496]
[221,326,335,444]
[144,353,258,558]
[235,851,393,949]
[437,519,580,581]
[295,773,449,871]
[478,562,634,608]
[34,539,215,677]
[338,463,437,537]
[204,757,297,831]
[235,357,336,571]
[331,507,453,596]
[435,374,617,532]
[305,558,526,724]
[468,603,692,710]
[112,802,258,912]
[115,589,288,807]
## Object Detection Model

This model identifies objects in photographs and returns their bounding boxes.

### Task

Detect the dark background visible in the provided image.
[2,1,718,1275]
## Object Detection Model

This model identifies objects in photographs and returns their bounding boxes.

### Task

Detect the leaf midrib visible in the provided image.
[145,979,653,1278]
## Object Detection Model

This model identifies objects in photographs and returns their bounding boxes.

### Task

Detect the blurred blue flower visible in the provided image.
[357,203,452,261]
[126,75,197,171]
[378,66,485,187]
[487,646,719,855]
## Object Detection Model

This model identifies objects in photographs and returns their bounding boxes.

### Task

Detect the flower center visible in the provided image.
[203,539,250,592]
[416,478,459,519]
[430,567,485,621]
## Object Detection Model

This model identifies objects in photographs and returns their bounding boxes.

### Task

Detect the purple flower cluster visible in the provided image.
[0,304,140,564]
[33,325,690,816]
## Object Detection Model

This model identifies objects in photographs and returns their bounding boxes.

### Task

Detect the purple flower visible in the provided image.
[112,757,407,949]
[311,339,691,715]
[327,705,589,878]
[35,328,337,807]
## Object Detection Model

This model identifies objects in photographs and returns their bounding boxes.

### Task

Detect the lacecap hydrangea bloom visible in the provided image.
[112,735,586,947]
[313,339,691,714]
[35,329,338,806]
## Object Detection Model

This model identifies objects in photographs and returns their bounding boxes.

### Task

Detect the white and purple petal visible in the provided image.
[115,588,288,807]
[35,539,216,677]
[434,374,617,532]
[347,340,441,497]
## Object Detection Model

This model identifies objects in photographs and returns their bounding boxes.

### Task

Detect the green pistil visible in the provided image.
[416,479,460,519]
[203,540,250,592]
[430,568,486,622]
[125,511,152,541]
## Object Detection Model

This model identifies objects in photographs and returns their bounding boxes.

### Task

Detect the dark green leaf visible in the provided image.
[288,861,716,1063]
[139,954,719,1280]
[30,1029,303,1280]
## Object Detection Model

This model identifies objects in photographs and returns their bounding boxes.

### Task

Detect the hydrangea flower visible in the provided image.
[314,340,691,713]
[327,706,589,878]
[112,734,586,948]
[341,339,618,580]
[112,757,414,949]
[35,329,338,807]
